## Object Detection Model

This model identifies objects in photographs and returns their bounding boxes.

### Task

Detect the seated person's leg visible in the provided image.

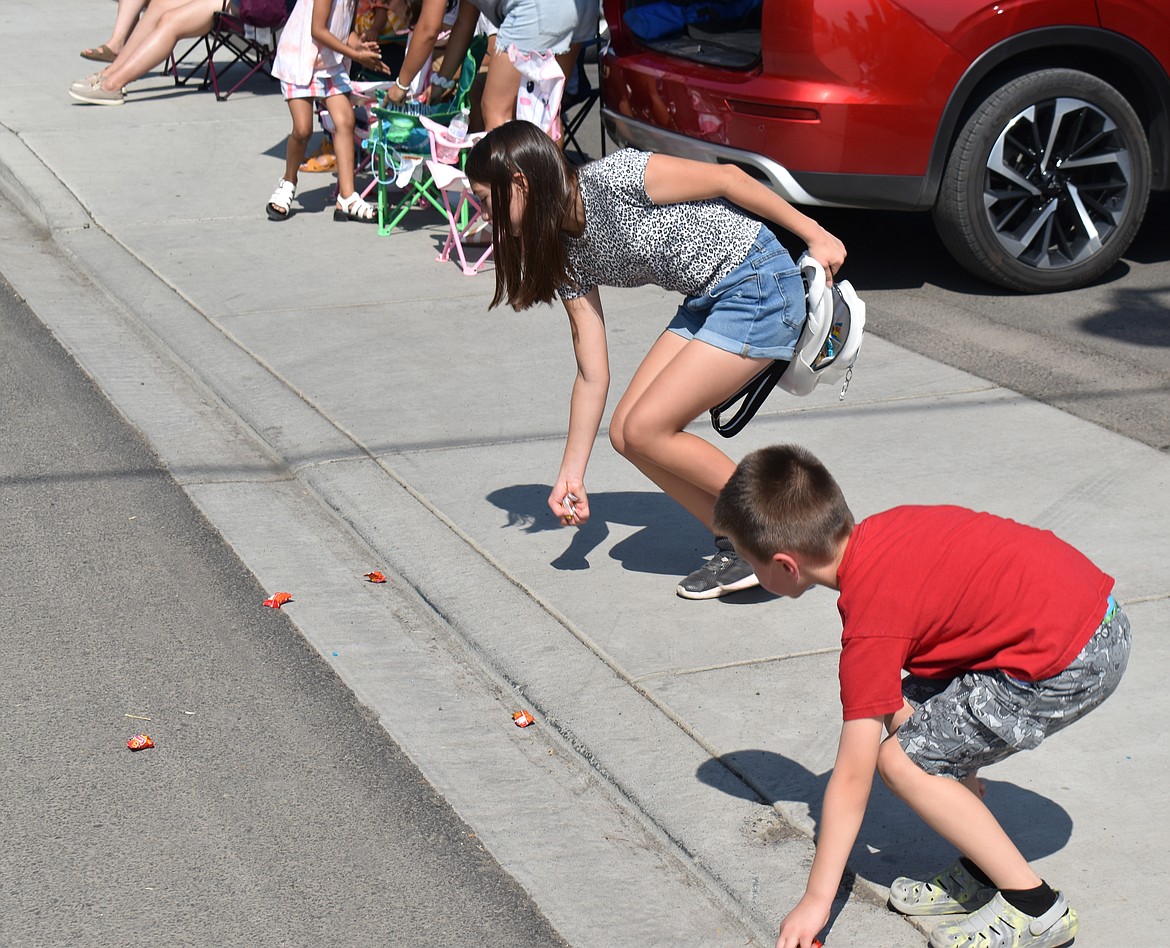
[101,0,226,92]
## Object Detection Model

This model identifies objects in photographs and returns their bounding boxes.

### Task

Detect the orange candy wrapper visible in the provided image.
[262,592,293,609]
[512,709,535,728]
[127,734,154,751]
[364,571,387,584]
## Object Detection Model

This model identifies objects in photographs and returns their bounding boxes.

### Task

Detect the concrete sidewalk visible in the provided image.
[3,5,1166,945]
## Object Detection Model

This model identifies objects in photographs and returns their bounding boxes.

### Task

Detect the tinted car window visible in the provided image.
[622,0,762,69]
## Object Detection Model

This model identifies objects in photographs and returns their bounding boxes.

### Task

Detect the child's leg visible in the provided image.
[322,94,357,198]
[877,737,1041,891]
[611,334,768,529]
[284,98,316,184]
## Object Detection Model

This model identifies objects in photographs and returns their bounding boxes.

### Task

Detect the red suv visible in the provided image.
[600,0,1170,292]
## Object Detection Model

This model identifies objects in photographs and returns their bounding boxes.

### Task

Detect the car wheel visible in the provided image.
[933,68,1151,292]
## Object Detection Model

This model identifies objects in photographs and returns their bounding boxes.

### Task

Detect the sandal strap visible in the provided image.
[268,179,296,209]
[267,179,297,211]
[337,193,375,219]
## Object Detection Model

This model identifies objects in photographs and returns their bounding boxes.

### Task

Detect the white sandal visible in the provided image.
[266,178,296,221]
[334,191,376,223]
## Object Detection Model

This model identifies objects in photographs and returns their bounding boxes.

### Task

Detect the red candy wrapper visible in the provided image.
[262,592,293,609]
[127,734,154,751]
[364,571,387,584]
[512,709,535,728]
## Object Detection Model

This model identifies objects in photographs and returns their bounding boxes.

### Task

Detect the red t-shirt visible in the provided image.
[835,506,1113,721]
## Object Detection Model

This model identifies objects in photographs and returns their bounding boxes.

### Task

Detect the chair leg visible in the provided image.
[171,33,213,88]
[441,191,493,275]
[206,37,275,101]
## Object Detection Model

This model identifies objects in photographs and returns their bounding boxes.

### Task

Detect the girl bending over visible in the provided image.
[466,121,846,599]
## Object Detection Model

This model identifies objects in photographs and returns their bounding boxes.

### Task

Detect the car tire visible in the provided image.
[933,68,1151,293]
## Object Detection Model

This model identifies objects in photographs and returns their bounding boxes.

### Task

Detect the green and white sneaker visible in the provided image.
[889,859,997,916]
[928,891,1078,948]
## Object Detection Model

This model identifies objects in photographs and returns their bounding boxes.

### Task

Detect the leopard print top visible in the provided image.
[558,149,763,301]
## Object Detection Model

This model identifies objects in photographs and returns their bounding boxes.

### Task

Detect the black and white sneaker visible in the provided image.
[676,537,759,600]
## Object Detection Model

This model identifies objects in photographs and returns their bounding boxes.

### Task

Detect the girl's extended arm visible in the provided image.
[551,287,610,526]
[642,155,846,282]
[776,717,883,948]
[311,0,385,70]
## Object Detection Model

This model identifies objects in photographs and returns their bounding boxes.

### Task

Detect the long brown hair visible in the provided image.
[465,121,579,310]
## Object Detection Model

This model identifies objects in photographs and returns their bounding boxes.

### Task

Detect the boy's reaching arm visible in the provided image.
[777,717,884,948]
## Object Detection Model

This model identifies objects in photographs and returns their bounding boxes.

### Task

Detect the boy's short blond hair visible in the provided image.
[713,444,854,564]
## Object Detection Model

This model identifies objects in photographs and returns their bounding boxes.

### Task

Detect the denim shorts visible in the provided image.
[666,228,805,361]
[495,0,581,54]
[895,599,1131,780]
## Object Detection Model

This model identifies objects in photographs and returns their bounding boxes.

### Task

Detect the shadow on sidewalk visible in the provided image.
[697,750,1074,888]
[488,483,734,577]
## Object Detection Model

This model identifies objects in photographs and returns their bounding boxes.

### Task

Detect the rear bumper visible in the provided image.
[602,108,823,205]
[601,108,934,211]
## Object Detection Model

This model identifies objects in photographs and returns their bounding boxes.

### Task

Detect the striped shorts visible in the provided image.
[282,70,353,100]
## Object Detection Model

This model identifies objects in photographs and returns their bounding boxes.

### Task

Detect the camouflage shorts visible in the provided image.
[895,600,1131,780]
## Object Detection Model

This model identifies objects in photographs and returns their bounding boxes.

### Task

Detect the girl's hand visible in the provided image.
[549,480,589,527]
[352,42,389,72]
[775,897,829,948]
[806,227,847,286]
[385,81,409,104]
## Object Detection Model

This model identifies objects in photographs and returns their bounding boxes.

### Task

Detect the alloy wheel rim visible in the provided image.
[983,96,1134,271]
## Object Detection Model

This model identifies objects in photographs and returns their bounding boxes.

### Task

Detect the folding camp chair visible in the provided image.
[561,36,604,163]
[418,116,492,275]
[171,0,289,101]
[367,35,489,236]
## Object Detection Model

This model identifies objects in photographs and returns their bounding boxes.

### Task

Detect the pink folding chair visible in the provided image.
[171,0,289,101]
[418,116,493,276]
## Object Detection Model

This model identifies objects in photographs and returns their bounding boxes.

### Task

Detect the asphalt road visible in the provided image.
[812,192,1170,453]
[0,274,566,948]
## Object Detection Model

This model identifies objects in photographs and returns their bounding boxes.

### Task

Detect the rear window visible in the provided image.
[621,0,762,69]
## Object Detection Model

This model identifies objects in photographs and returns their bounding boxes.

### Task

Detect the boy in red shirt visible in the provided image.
[713,445,1131,948]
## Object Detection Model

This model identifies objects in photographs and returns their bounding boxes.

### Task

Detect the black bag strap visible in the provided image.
[709,359,789,438]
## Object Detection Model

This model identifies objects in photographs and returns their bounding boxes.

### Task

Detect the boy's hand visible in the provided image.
[775,896,829,948]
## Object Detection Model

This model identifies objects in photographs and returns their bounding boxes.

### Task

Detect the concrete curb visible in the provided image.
[0,123,90,234]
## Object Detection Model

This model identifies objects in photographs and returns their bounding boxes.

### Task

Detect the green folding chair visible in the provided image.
[367,35,488,236]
